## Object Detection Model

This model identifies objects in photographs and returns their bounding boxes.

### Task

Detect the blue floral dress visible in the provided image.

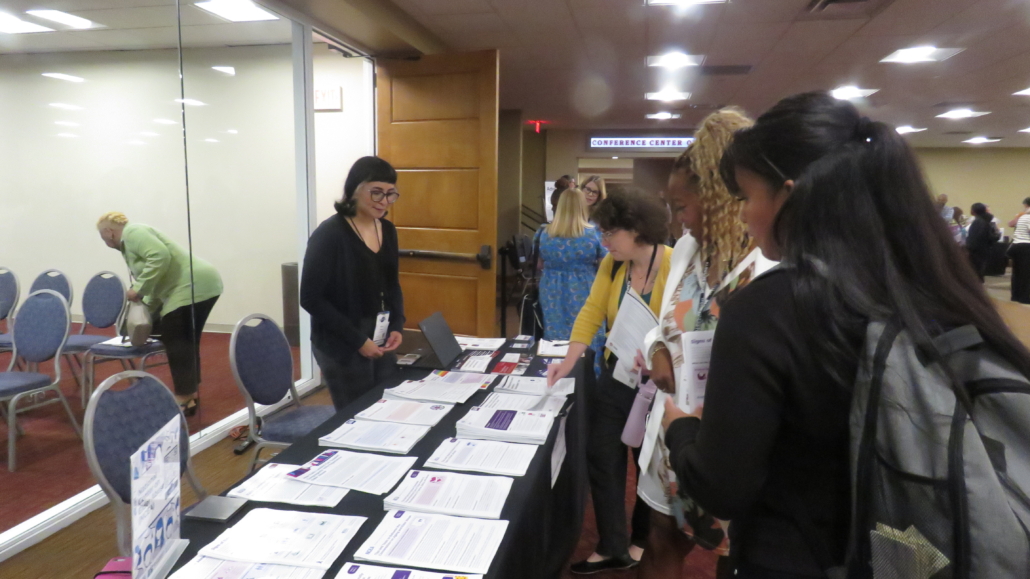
[535,225,607,373]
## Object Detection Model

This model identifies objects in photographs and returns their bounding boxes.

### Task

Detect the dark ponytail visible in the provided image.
[335,156,398,217]
[721,91,1030,385]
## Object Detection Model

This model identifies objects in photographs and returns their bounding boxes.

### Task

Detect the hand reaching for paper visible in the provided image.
[662,396,701,431]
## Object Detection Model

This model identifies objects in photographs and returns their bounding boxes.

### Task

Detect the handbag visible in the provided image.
[125,301,153,347]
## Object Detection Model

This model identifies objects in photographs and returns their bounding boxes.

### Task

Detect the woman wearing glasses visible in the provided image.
[301,156,406,410]
[581,175,607,220]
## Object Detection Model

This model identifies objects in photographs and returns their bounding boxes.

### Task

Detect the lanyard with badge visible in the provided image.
[350,217,391,346]
[606,244,659,388]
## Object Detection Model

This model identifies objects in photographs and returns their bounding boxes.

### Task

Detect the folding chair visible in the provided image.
[30,269,73,306]
[0,289,82,471]
[0,267,18,356]
[61,272,127,405]
[230,314,334,470]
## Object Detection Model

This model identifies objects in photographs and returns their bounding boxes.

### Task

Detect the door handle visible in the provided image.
[399,245,492,270]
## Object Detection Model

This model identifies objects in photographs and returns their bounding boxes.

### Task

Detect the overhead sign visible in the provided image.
[589,137,694,149]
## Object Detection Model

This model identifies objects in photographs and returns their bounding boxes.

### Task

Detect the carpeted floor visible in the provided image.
[0,324,301,533]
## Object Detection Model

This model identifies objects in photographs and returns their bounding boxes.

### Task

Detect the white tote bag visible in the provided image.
[125,301,153,347]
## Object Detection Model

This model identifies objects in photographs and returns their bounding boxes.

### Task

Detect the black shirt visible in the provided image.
[966,215,996,254]
[665,268,855,576]
[300,213,405,362]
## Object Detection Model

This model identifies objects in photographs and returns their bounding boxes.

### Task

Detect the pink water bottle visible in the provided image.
[621,379,657,448]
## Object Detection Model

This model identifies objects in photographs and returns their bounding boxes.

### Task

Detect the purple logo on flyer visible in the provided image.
[485,409,517,430]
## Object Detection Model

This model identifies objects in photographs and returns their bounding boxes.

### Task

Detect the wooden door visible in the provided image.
[377,50,499,337]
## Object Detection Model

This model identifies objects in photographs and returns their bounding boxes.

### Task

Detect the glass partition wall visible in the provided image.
[0,0,336,536]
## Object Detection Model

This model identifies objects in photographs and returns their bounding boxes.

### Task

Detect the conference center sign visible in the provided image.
[589,137,694,149]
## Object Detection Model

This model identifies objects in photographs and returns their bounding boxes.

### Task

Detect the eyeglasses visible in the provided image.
[370,189,400,204]
[600,229,620,241]
[583,186,600,196]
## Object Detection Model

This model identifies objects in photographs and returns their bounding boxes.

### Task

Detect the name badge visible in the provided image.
[373,311,390,346]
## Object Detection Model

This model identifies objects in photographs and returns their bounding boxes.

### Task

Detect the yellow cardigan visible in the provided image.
[569,247,673,349]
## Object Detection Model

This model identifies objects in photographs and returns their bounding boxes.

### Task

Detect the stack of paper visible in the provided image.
[171,556,324,579]
[226,462,348,507]
[286,449,416,495]
[337,563,483,579]
[456,407,554,445]
[383,380,482,405]
[198,509,366,570]
[354,510,508,575]
[424,438,537,477]
[355,399,454,427]
[495,375,575,397]
[422,369,496,387]
[481,391,567,413]
[491,353,532,375]
[456,336,507,351]
[319,419,430,454]
[383,470,513,519]
[456,354,493,373]
[537,340,570,357]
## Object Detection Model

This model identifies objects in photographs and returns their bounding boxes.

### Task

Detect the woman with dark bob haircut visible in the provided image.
[660,92,1030,578]
[301,156,406,410]
[549,187,673,573]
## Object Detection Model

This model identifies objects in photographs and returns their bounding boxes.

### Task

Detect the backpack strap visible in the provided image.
[932,325,983,356]
[610,260,623,282]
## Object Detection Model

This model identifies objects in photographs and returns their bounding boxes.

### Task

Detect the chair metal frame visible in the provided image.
[83,370,207,556]
[229,313,305,471]
[2,289,82,471]
[63,271,126,405]
[0,267,19,357]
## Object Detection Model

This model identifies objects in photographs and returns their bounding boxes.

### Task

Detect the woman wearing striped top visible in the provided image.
[1008,197,1030,303]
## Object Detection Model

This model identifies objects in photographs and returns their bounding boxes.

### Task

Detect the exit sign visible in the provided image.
[314,87,342,112]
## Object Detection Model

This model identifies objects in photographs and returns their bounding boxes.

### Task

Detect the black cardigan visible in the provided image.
[300,214,405,361]
[665,268,855,576]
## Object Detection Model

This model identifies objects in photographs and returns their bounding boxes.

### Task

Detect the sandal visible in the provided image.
[178,396,199,417]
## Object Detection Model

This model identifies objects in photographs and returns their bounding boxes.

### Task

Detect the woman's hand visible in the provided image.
[661,397,701,430]
[126,289,142,302]
[546,357,576,387]
[359,339,384,359]
[651,347,675,394]
[382,331,403,352]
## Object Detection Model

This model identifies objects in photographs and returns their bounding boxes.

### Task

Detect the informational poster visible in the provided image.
[677,330,715,413]
[544,181,556,222]
[131,415,187,579]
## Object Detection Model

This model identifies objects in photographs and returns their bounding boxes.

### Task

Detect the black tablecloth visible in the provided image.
[986,240,1011,276]
[175,342,593,579]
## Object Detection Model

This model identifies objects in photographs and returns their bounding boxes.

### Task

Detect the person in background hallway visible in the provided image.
[967,202,998,281]
[550,174,575,218]
[937,193,954,221]
[635,108,764,579]
[581,175,608,220]
[534,188,607,374]
[950,206,968,246]
[97,212,222,414]
[548,188,673,574]
[301,156,405,411]
[1008,197,1030,303]
[661,91,1030,578]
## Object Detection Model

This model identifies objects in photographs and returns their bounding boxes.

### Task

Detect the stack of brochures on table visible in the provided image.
[355,510,508,575]
[196,508,366,570]
[337,563,483,579]
[536,339,570,357]
[455,336,507,351]
[354,398,454,427]
[424,438,537,477]
[456,407,554,445]
[383,379,483,405]
[383,470,513,519]
[422,369,496,387]
[226,462,349,507]
[171,555,327,579]
[286,449,416,495]
[495,375,575,397]
[319,419,430,454]
[481,391,567,413]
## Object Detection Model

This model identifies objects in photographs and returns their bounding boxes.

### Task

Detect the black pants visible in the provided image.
[587,360,651,558]
[313,346,397,411]
[154,296,218,396]
[1010,243,1030,304]
[969,248,989,282]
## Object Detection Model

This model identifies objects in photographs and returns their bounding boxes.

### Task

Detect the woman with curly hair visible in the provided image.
[635,108,774,577]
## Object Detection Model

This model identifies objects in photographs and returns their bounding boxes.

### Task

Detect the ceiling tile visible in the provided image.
[566,0,646,29]
[858,0,979,37]
[405,0,495,16]
[489,0,575,29]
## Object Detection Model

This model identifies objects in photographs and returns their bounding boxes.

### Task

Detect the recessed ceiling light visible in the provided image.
[646,87,690,102]
[831,85,878,100]
[205,138,219,143]
[963,136,1001,144]
[1014,87,1030,97]
[895,126,927,134]
[42,72,84,82]
[1019,127,1030,133]
[0,12,54,33]
[646,112,682,120]
[647,0,727,5]
[25,10,95,29]
[141,131,160,137]
[154,118,177,124]
[880,46,964,64]
[56,133,77,138]
[175,98,206,106]
[612,157,619,160]
[226,129,238,134]
[212,66,236,76]
[937,108,990,119]
[54,121,78,127]
[647,52,704,69]
[194,0,278,22]
[49,102,82,110]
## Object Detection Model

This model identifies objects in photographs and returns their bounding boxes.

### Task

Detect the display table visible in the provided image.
[174,343,593,579]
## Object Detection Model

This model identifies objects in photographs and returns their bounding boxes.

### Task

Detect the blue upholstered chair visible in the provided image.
[230,314,334,470]
[59,272,126,402]
[0,267,18,356]
[1,289,82,471]
[30,269,73,307]
[84,371,207,556]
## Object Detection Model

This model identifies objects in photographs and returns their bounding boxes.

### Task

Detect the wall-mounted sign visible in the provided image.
[314,87,343,112]
[589,137,694,149]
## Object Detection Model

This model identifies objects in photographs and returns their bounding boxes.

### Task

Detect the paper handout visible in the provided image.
[170,556,325,579]
[495,375,574,397]
[226,462,348,507]
[536,340,570,357]
[335,563,483,579]
[480,391,567,414]
[286,449,416,495]
[384,470,514,519]
[456,407,554,445]
[354,399,454,427]
[383,380,483,405]
[455,336,507,351]
[319,419,430,454]
[424,438,537,477]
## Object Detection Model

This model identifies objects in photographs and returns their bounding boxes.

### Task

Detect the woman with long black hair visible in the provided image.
[661,92,1030,578]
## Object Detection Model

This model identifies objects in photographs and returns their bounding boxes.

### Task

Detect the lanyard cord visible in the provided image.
[694,257,713,332]
[349,217,386,311]
[626,244,659,299]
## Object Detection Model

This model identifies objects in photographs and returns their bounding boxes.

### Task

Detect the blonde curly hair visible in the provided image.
[675,108,754,276]
[96,211,129,228]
